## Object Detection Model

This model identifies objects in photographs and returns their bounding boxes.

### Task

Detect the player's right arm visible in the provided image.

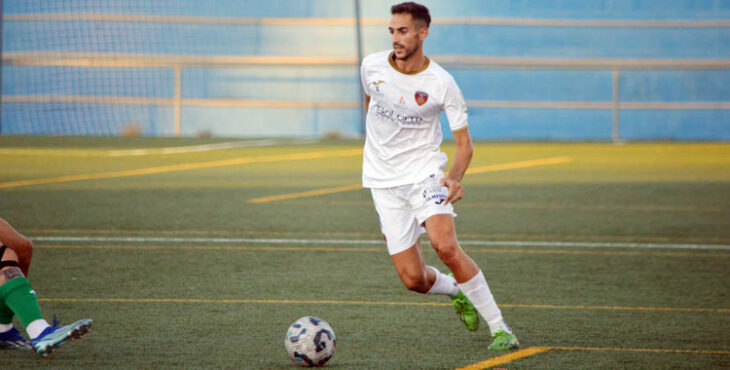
[0,217,33,276]
[441,74,472,204]
[441,127,473,204]
[360,54,372,114]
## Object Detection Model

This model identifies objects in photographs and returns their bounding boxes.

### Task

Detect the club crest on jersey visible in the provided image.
[370,80,386,93]
[415,91,428,106]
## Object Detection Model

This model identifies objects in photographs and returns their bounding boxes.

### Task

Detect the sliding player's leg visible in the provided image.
[0,245,92,357]
[0,218,34,276]
[0,297,30,350]
[0,245,33,350]
[425,214,519,350]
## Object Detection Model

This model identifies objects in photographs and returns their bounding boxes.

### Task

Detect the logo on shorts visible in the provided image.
[422,187,447,205]
[415,91,428,106]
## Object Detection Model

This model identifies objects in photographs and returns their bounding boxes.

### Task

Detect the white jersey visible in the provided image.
[360,50,469,188]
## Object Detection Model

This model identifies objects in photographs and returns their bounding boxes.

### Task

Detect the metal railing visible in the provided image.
[4,52,729,140]
[3,13,729,140]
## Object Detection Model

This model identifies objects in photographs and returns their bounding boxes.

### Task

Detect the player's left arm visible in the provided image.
[441,127,473,204]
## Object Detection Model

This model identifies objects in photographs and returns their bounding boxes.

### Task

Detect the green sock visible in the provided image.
[0,277,43,328]
[0,300,13,325]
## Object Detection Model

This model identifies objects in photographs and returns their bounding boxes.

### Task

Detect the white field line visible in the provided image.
[0,139,318,157]
[107,140,282,156]
[29,236,730,251]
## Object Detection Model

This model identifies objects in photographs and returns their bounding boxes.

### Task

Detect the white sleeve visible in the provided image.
[443,76,469,132]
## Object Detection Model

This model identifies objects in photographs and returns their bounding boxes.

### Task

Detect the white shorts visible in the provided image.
[370,173,457,255]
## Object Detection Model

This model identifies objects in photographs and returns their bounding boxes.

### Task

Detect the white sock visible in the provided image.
[0,323,12,333]
[425,266,459,298]
[26,319,50,339]
[457,270,512,335]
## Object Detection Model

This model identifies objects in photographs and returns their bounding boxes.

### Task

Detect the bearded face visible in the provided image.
[389,13,428,62]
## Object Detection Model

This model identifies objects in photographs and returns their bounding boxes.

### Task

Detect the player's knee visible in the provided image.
[0,247,23,285]
[433,241,460,266]
[14,238,34,261]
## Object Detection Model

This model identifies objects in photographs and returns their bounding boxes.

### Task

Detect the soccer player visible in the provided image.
[0,217,93,357]
[360,2,519,350]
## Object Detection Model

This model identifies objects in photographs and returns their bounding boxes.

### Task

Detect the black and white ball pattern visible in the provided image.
[285,316,336,367]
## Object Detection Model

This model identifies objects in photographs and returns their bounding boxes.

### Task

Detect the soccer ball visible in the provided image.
[284,316,336,367]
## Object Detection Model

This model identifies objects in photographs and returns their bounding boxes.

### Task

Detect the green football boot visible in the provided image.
[448,274,479,331]
[488,329,520,350]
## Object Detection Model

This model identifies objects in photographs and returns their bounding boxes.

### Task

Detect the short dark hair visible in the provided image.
[391,2,431,28]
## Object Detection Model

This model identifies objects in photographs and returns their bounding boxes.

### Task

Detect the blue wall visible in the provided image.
[2,0,729,140]
[6,0,730,19]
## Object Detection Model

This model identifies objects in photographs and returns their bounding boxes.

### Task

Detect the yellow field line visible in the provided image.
[466,156,573,175]
[24,228,730,245]
[551,346,730,355]
[502,303,730,313]
[460,233,730,245]
[455,347,552,370]
[248,184,363,204]
[37,297,451,307]
[35,243,730,258]
[39,244,384,252]
[456,345,730,369]
[579,157,730,165]
[34,296,730,313]
[460,202,725,213]
[248,156,573,203]
[26,228,382,238]
[0,140,290,157]
[0,149,362,189]
[469,248,730,258]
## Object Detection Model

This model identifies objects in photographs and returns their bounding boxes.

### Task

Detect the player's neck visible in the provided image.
[390,51,429,75]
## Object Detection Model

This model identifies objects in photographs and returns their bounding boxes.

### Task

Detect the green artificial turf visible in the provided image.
[0,136,728,368]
